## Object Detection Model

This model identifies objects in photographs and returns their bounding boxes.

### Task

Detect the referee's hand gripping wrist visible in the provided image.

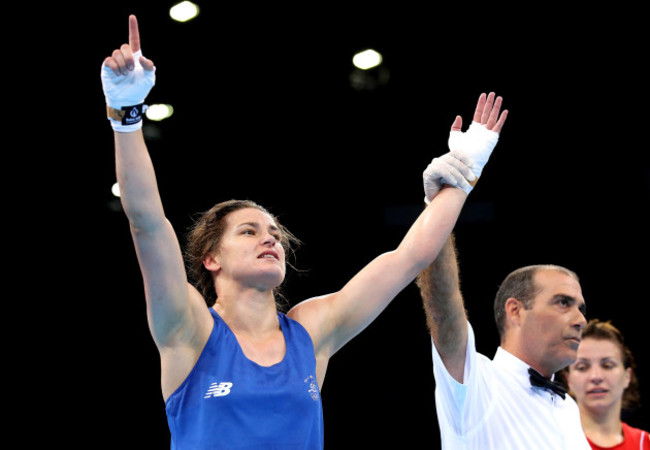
[423,150,477,204]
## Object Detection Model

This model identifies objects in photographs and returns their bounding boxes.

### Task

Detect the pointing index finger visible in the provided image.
[129,14,141,53]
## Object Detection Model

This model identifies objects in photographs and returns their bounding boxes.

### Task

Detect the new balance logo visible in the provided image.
[204,382,233,398]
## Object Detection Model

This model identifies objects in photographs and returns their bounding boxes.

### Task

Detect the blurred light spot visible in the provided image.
[352,49,382,70]
[146,104,174,121]
[170,1,200,22]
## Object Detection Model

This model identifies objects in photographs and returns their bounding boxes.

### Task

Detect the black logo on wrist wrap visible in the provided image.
[121,104,145,126]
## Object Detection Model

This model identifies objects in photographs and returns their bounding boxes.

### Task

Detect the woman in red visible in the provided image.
[564,319,649,449]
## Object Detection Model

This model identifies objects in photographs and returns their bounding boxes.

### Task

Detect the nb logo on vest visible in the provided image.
[204,382,233,398]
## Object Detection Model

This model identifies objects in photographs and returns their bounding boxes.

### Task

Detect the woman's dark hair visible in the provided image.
[184,199,300,310]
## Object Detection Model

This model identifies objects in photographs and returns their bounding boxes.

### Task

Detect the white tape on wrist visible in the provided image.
[106,104,148,132]
[448,121,499,177]
[101,49,156,132]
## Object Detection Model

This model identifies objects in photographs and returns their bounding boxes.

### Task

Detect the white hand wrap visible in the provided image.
[423,150,477,203]
[101,50,156,132]
[447,121,499,178]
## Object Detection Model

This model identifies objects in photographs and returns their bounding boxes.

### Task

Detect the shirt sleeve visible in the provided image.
[430,321,484,434]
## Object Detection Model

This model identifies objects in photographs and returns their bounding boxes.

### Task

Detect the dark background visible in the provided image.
[39,2,648,447]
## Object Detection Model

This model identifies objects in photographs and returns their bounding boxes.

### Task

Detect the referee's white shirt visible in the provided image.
[431,322,590,449]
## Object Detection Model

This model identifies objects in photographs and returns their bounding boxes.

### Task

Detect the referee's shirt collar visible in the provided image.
[493,347,562,392]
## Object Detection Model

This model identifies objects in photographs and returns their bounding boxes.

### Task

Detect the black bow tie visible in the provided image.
[528,368,567,399]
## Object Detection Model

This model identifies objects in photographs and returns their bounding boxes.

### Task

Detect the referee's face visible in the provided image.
[519,269,587,375]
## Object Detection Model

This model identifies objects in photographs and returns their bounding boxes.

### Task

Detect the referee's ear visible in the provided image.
[504,297,524,330]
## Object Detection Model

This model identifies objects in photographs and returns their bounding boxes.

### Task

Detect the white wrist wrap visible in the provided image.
[448,121,499,177]
[101,50,156,132]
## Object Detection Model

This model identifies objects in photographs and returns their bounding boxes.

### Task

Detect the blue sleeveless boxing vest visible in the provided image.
[165,309,323,449]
